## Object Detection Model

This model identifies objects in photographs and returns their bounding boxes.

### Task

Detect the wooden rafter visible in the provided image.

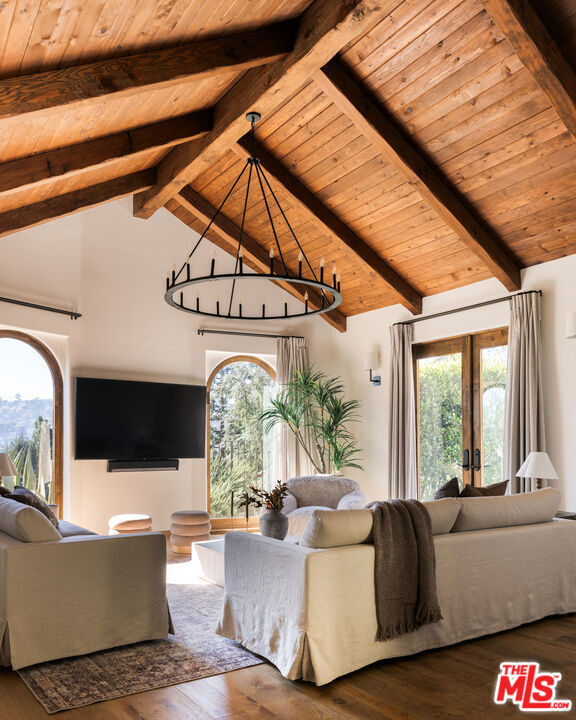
[0,22,296,123]
[232,136,422,315]
[170,187,347,333]
[0,111,211,198]
[133,0,388,219]
[0,171,155,238]
[315,58,522,292]
[481,0,576,140]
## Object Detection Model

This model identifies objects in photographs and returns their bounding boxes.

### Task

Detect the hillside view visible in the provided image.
[0,396,53,449]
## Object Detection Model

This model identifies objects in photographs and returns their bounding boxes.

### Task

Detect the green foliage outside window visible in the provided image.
[418,347,507,501]
[209,361,275,518]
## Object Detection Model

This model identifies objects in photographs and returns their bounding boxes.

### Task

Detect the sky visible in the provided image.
[0,339,53,400]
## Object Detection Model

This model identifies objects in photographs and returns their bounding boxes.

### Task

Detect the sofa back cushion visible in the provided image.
[287,476,359,509]
[300,509,372,548]
[300,498,462,548]
[0,497,62,542]
[423,498,462,534]
[452,487,561,532]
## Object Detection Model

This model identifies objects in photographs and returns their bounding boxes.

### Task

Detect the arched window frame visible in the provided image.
[0,330,64,516]
[206,355,276,532]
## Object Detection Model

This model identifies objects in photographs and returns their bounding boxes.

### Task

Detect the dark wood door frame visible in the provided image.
[0,329,64,515]
[413,327,508,493]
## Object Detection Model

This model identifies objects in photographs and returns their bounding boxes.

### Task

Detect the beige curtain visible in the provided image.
[275,337,313,483]
[388,324,417,499]
[503,293,546,493]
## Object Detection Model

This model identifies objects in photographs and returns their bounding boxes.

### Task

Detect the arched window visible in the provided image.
[0,331,63,514]
[207,356,275,531]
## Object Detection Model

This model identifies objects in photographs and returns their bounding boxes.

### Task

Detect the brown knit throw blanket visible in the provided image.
[367,499,442,641]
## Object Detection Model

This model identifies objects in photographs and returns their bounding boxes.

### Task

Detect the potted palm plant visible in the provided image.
[259,367,362,475]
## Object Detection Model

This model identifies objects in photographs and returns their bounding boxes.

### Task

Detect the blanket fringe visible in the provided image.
[376,606,443,642]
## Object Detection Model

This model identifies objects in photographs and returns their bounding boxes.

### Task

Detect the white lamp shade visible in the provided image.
[0,453,17,478]
[516,451,559,480]
[566,312,576,339]
[363,351,378,370]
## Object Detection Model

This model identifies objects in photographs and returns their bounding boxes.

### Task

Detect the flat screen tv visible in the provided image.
[74,377,206,460]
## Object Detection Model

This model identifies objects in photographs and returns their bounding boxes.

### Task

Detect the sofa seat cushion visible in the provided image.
[0,497,62,542]
[452,487,561,532]
[57,520,98,537]
[286,505,334,537]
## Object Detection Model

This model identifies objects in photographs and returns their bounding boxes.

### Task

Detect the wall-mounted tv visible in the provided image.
[74,377,206,461]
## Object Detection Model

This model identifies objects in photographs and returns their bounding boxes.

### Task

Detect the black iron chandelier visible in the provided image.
[165,112,342,321]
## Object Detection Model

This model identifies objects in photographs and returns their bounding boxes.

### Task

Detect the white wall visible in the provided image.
[1,198,575,528]
[0,199,319,532]
[308,257,576,511]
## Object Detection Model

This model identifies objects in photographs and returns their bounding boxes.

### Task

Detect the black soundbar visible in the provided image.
[107,459,179,472]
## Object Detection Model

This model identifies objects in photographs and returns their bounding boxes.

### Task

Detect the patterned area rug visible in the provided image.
[17,582,263,714]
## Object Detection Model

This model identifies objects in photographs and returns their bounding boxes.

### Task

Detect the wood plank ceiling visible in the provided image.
[0,0,575,331]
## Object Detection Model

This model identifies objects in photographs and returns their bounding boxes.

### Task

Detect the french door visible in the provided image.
[413,328,508,500]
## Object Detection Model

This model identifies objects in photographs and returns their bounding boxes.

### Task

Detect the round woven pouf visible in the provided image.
[108,513,152,535]
[170,510,211,553]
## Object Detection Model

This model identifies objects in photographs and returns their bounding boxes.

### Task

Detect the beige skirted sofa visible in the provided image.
[282,475,367,537]
[217,488,576,685]
[0,497,172,669]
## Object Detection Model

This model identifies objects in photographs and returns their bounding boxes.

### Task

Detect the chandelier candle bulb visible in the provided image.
[304,291,309,313]
[269,247,275,274]
[298,251,303,278]
[320,256,325,283]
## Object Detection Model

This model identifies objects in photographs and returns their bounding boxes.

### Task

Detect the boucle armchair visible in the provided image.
[282,475,366,536]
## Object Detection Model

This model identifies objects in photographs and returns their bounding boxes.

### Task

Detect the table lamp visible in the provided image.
[0,453,17,487]
[516,451,558,490]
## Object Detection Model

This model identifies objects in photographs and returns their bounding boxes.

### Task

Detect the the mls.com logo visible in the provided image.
[494,662,572,712]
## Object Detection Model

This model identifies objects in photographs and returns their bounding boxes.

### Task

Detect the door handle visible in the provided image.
[473,448,481,472]
[461,449,470,472]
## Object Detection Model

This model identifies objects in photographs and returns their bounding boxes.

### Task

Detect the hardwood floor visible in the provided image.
[0,551,574,719]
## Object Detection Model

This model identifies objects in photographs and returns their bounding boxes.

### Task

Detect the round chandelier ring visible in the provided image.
[164,111,344,322]
[165,273,342,320]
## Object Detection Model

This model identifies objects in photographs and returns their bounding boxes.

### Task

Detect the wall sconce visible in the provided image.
[566,312,576,339]
[364,351,381,387]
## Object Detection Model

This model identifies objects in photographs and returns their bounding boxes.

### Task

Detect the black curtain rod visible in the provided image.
[198,328,304,339]
[394,290,542,326]
[0,295,81,320]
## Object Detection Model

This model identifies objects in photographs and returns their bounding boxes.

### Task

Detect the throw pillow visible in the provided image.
[9,487,59,528]
[459,479,509,497]
[433,477,460,500]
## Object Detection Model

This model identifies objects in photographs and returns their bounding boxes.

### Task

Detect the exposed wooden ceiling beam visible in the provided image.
[0,111,211,198]
[172,187,347,333]
[232,136,422,315]
[481,0,576,140]
[316,58,522,292]
[0,171,155,238]
[133,0,388,219]
[0,22,296,123]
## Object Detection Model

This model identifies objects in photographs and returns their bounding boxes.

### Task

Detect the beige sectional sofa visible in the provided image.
[217,488,576,685]
[0,497,171,669]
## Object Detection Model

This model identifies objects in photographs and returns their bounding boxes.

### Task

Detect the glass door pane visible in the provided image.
[416,352,463,501]
[479,344,507,487]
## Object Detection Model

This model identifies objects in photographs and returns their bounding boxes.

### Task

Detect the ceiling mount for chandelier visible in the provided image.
[164,111,342,321]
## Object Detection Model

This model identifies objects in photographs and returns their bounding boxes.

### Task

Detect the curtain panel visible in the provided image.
[388,324,418,499]
[503,293,546,493]
[275,337,313,483]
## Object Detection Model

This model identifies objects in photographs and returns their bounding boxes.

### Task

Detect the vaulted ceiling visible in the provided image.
[1,0,575,333]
